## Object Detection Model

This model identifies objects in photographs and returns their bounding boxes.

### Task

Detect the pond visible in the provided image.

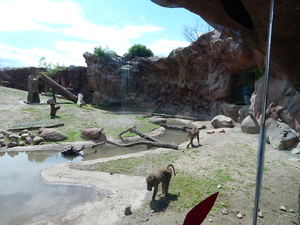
[0,128,187,225]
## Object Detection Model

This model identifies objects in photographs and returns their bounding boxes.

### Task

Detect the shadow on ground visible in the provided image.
[150,193,179,212]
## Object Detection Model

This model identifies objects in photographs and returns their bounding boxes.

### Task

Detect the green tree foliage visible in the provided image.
[128,44,154,58]
[93,46,118,60]
[38,57,65,76]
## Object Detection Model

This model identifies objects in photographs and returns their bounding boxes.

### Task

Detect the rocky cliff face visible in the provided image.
[0,66,88,99]
[84,31,257,119]
[151,0,300,92]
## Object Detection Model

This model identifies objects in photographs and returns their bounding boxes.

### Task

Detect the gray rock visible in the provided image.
[211,115,234,128]
[33,136,44,145]
[24,136,33,145]
[238,105,249,122]
[39,128,67,141]
[267,120,299,150]
[207,130,215,134]
[221,208,228,215]
[0,140,6,147]
[237,212,243,219]
[291,143,300,154]
[0,130,11,137]
[241,115,260,134]
[279,206,287,212]
[81,128,106,141]
[124,204,132,215]
[7,141,18,148]
[19,129,29,136]
[258,211,264,218]
[208,218,213,222]
[8,133,20,140]
[20,133,29,140]
[0,134,4,139]
[288,209,295,213]
[149,117,167,124]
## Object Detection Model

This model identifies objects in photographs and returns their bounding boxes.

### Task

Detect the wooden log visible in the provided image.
[118,127,160,143]
[47,99,60,118]
[107,140,178,150]
[38,73,78,103]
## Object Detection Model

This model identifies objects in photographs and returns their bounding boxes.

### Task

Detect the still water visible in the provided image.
[0,129,187,225]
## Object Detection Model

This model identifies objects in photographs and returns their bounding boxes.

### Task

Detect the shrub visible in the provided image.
[93,46,118,60]
[128,44,154,58]
[38,57,65,76]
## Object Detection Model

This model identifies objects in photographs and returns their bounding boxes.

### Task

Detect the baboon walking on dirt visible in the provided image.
[146,164,176,200]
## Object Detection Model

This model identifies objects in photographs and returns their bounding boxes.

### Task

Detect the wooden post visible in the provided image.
[27,75,40,104]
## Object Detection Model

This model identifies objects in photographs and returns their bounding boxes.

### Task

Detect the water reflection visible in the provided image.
[0,152,101,225]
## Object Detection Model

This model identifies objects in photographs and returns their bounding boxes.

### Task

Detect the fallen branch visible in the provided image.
[160,124,189,132]
[8,122,64,131]
[118,127,160,143]
[107,140,178,150]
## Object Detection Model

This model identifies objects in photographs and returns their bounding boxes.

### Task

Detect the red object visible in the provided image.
[236,82,241,86]
[183,192,219,225]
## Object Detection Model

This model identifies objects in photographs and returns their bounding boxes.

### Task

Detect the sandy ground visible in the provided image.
[33,149,171,225]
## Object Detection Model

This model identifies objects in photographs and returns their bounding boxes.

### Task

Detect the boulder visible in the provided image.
[241,115,260,134]
[24,136,33,145]
[33,136,44,145]
[238,106,249,122]
[211,115,234,128]
[81,128,106,141]
[266,120,299,150]
[291,143,300,155]
[148,117,167,124]
[7,141,18,148]
[39,128,67,142]
[19,129,29,136]
[8,133,20,140]
[0,140,5,147]
[0,130,11,137]
[20,133,29,140]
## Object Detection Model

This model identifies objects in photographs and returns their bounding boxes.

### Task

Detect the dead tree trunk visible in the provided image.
[118,127,160,142]
[27,75,40,104]
[38,73,78,103]
[47,99,60,118]
[77,93,85,107]
[107,140,178,149]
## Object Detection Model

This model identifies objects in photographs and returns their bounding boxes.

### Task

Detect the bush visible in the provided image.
[38,57,65,76]
[128,44,153,58]
[93,47,118,60]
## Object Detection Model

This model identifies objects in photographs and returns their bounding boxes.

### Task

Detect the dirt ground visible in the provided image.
[0,86,299,225]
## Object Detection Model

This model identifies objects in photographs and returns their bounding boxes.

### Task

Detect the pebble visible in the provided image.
[217,184,222,189]
[207,130,215,134]
[0,134,4,139]
[19,129,29,136]
[221,208,228,215]
[258,211,264,218]
[237,213,243,219]
[208,218,213,222]
[124,204,132,216]
[143,217,149,222]
[279,206,287,212]
[288,209,295,213]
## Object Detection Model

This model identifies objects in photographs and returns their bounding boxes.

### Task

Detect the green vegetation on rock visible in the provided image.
[128,44,153,58]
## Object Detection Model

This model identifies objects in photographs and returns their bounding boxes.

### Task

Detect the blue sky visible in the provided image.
[0,0,210,67]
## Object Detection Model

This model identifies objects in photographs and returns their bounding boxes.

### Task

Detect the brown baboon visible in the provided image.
[146,164,176,200]
[186,125,206,148]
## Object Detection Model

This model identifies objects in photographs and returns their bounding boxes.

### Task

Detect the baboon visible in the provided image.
[186,125,206,148]
[146,164,176,200]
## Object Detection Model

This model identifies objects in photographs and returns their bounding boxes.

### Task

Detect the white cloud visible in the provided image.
[0,0,84,31]
[149,39,190,56]
[0,43,87,67]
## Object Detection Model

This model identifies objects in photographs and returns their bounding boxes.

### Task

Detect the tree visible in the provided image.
[128,44,154,58]
[38,57,65,76]
[183,20,214,43]
[93,46,118,60]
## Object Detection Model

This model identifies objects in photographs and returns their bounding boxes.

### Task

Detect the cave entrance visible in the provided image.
[230,69,261,105]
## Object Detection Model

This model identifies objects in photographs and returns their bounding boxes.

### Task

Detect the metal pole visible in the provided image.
[252,0,275,224]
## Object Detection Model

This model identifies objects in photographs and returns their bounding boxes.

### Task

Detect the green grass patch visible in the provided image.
[64,130,84,142]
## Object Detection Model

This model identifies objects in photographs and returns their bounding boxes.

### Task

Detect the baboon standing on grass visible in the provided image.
[146,164,176,200]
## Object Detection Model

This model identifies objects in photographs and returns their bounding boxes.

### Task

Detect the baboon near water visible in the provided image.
[186,125,206,148]
[146,164,176,200]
